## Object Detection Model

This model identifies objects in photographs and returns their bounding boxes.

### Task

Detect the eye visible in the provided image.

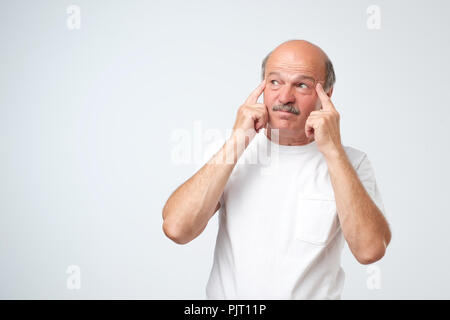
[296,82,309,89]
[270,80,280,85]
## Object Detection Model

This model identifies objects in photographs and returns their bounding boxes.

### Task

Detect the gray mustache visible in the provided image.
[272,104,300,115]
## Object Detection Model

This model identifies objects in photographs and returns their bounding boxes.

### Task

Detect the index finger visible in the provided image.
[245,79,266,104]
[315,82,335,111]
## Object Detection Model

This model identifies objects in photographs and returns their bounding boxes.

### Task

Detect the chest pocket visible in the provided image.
[295,193,340,246]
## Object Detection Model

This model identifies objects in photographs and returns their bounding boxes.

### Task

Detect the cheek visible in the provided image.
[263,91,274,105]
[297,95,318,112]
[264,91,276,113]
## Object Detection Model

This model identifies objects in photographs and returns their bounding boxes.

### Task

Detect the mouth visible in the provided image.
[276,110,297,116]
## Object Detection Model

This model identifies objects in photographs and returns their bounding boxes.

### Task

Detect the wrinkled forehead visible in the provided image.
[265,48,326,80]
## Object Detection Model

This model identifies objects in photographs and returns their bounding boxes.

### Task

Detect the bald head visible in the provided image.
[261,40,335,90]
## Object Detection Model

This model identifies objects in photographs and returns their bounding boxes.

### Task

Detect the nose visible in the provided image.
[278,85,295,105]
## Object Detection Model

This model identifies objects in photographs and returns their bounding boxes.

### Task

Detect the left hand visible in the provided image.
[305,83,343,158]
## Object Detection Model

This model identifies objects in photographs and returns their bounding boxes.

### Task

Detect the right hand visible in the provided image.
[231,80,268,142]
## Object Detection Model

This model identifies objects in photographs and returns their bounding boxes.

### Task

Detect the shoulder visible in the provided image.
[342,144,369,170]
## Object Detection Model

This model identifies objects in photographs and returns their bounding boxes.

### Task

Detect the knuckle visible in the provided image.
[240,105,250,113]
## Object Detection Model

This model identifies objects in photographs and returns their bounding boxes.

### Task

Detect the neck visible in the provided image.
[265,126,313,146]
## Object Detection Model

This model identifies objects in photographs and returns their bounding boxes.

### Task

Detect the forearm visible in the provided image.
[162,135,244,244]
[325,149,391,264]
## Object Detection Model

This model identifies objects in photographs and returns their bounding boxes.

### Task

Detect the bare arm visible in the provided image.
[306,83,391,265]
[162,136,240,244]
[162,80,268,244]
[326,150,391,265]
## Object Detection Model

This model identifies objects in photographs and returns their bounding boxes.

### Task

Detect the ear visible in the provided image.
[327,86,334,98]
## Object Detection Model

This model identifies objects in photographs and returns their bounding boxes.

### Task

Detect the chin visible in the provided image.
[269,119,297,131]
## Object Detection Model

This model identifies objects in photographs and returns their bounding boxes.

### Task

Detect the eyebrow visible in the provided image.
[267,71,315,82]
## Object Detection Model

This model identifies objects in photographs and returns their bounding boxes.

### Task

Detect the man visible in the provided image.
[162,40,391,299]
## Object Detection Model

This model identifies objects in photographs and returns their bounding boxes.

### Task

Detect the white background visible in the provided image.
[1,0,449,299]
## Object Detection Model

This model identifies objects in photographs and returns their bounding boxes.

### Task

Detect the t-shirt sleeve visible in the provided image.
[355,153,386,216]
[193,138,226,206]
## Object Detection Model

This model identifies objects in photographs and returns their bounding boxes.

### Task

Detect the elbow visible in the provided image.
[355,244,386,265]
[162,201,208,245]
[162,219,191,245]
[162,215,193,245]
[355,225,391,265]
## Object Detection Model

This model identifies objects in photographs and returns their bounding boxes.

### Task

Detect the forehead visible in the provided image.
[265,47,325,79]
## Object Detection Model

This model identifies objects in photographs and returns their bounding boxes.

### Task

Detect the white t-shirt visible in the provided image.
[197,128,386,300]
